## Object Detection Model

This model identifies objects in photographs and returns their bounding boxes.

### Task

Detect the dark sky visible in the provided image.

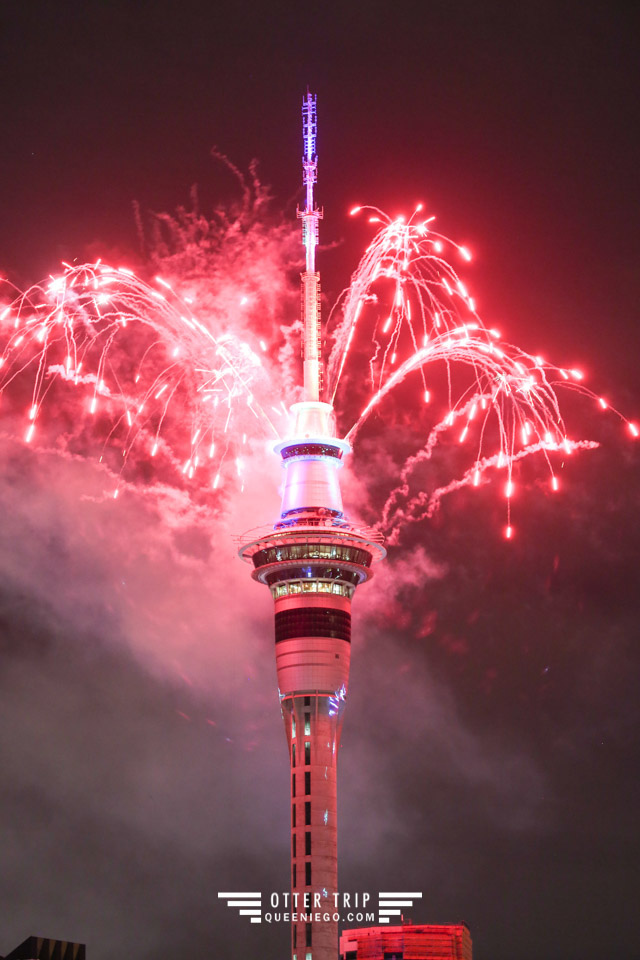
[0,2,639,959]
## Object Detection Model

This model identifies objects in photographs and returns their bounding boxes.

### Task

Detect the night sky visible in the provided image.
[1,2,639,959]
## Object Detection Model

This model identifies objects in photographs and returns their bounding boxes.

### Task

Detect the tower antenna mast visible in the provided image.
[298,90,323,401]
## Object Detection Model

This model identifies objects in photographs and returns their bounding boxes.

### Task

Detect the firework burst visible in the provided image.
[0,196,634,533]
[327,206,636,539]
[0,264,284,496]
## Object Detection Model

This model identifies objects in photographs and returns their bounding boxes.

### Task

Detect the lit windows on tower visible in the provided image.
[252,542,372,567]
[272,580,355,599]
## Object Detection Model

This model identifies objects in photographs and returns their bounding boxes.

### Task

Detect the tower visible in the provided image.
[239,92,385,960]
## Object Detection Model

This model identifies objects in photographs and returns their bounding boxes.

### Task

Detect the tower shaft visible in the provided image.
[278,594,351,960]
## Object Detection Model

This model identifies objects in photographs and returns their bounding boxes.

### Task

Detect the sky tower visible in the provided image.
[239,92,385,960]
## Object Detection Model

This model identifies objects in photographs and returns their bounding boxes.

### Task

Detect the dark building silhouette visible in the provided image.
[1,937,85,960]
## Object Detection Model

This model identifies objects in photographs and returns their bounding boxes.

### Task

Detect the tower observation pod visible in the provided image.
[239,94,385,960]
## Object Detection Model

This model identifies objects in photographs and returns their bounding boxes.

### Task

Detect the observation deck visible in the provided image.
[238,516,386,599]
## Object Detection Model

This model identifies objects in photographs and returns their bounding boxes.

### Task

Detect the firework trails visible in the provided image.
[0,91,635,960]
[1,203,632,538]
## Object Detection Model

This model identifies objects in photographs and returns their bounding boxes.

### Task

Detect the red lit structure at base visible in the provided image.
[340,923,472,960]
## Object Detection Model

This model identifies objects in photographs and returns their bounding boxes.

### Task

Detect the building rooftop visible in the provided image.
[1,937,86,960]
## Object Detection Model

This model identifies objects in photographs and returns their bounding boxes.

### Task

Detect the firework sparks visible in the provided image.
[0,264,282,494]
[326,207,635,539]
[0,196,633,534]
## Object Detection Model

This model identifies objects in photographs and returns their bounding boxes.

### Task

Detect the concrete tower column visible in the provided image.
[276,592,351,960]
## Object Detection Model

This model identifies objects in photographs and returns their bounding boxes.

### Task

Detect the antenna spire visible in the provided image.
[298,90,323,401]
